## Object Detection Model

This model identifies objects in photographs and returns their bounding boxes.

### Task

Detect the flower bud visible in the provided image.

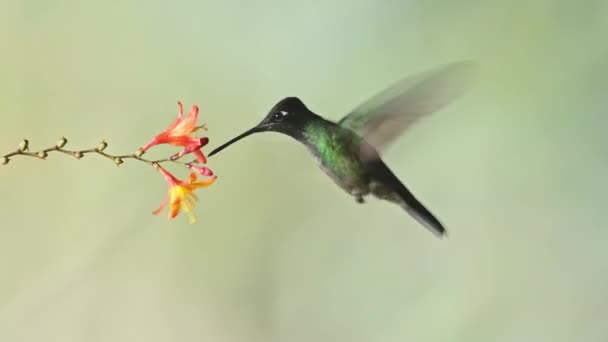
[19,139,29,152]
[57,137,68,148]
[38,151,48,159]
[114,157,123,166]
[74,151,84,159]
[186,163,214,176]
[97,140,108,152]
[1,156,9,165]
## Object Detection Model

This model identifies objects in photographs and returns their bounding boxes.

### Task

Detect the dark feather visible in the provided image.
[365,158,446,236]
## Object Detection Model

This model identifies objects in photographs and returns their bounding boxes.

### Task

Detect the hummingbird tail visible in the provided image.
[375,180,446,237]
[367,159,447,237]
[400,197,446,238]
[394,180,446,237]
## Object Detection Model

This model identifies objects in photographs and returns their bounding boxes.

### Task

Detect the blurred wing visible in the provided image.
[338,61,478,160]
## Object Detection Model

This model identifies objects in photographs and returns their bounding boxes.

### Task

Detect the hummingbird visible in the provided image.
[208,61,477,237]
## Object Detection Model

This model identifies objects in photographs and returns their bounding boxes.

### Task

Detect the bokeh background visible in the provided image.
[1,0,607,341]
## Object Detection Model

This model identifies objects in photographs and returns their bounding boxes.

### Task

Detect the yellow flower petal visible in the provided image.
[191,175,217,188]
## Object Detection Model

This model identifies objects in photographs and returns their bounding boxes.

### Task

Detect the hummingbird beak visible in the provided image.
[207,126,265,157]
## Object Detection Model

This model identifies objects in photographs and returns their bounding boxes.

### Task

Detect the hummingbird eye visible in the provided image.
[273,110,288,121]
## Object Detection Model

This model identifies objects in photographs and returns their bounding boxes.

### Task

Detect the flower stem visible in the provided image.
[1,138,192,168]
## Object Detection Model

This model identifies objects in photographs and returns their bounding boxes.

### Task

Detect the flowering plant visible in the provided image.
[1,101,217,223]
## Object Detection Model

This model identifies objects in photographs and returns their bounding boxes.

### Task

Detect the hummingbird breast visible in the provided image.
[302,122,372,196]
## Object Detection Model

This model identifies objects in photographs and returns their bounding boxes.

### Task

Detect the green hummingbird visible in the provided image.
[208,61,477,237]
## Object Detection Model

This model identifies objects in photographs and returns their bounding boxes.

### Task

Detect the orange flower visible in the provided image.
[153,166,217,223]
[141,101,209,163]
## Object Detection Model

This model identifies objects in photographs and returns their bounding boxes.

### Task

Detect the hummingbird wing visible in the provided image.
[338,61,478,160]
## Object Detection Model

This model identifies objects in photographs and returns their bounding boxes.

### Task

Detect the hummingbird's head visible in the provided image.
[208,97,315,157]
[259,97,312,133]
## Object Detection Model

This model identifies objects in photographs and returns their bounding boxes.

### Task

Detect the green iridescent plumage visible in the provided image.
[300,116,418,208]
[302,120,368,185]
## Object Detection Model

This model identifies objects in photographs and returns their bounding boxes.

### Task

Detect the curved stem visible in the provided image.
[2,140,195,169]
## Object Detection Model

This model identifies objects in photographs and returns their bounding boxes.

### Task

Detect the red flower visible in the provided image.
[141,101,208,163]
[170,137,209,164]
[153,166,217,223]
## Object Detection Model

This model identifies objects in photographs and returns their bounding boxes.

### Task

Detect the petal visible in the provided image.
[158,166,180,186]
[141,134,170,151]
[168,195,182,219]
[162,102,186,132]
[166,135,195,147]
[168,204,180,219]
[177,101,184,119]
[190,175,217,188]
[141,102,190,151]
[185,105,200,128]
[182,138,205,153]
[168,185,189,219]
[198,137,209,148]
[166,138,205,161]
[170,141,204,161]
[153,194,169,215]
[169,105,199,137]
[186,164,214,176]
[187,172,197,183]
[164,117,183,134]
[192,149,207,164]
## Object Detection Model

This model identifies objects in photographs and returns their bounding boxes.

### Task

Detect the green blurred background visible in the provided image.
[1,0,607,341]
